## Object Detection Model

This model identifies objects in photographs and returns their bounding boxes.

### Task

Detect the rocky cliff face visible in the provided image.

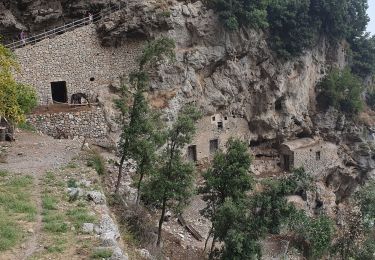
[0,0,124,43]
[2,0,374,217]
[98,0,347,140]
[96,0,375,196]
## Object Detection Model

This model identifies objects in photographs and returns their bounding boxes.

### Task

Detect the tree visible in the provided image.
[199,138,253,255]
[209,0,269,30]
[212,198,261,260]
[0,42,37,125]
[115,37,176,194]
[289,211,334,259]
[350,33,375,79]
[316,68,363,114]
[143,106,201,246]
[355,180,375,230]
[267,0,320,59]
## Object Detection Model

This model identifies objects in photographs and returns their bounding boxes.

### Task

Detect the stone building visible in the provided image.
[186,114,250,162]
[13,25,142,105]
[280,138,339,175]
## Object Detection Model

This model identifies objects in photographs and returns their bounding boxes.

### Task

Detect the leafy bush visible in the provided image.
[316,68,363,114]
[267,0,319,59]
[87,151,106,175]
[350,34,375,78]
[15,83,37,114]
[208,0,369,59]
[289,211,334,258]
[209,0,269,30]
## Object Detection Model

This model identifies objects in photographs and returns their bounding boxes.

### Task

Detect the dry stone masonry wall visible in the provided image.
[27,106,109,139]
[14,24,143,105]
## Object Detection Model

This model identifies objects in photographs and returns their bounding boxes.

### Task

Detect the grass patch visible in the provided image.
[0,211,22,251]
[0,170,8,177]
[67,178,78,188]
[17,122,36,132]
[66,162,78,169]
[44,171,56,184]
[43,212,68,234]
[0,175,37,220]
[42,195,58,210]
[67,207,96,229]
[91,248,113,259]
[45,237,67,253]
[87,151,106,175]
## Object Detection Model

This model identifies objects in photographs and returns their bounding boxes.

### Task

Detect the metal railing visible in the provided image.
[5,3,123,50]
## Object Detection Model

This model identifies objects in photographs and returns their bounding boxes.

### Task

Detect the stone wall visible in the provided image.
[27,106,109,139]
[280,139,339,176]
[186,114,251,161]
[14,24,143,105]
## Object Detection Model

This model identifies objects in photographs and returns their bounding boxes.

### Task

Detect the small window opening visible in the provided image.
[316,151,321,161]
[212,116,216,121]
[209,139,219,154]
[187,145,197,162]
[283,154,291,171]
[224,116,228,120]
[217,121,223,130]
[51,81,67,103]
[90,77,95,81]
[275,97,283,111]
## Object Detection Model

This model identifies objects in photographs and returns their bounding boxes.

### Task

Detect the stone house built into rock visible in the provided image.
[280,138,339,175]
[186,114,250,162]
[13,25,142,105]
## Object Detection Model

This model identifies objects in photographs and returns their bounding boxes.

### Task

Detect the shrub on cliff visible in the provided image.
[316,68,363,114]
[208,0,369,59]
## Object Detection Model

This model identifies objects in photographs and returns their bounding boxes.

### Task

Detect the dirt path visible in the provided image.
[0,132,81,260]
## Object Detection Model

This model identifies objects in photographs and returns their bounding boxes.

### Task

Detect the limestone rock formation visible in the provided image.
[0,0,124,43]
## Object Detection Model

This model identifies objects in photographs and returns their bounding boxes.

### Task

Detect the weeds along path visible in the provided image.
[0,132,80,259]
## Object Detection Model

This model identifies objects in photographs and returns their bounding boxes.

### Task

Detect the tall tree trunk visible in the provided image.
[136,170,145,206]
[209,235,216,260]
[204,226,213,252]
[115,154,126,194]
[157,197,167,247]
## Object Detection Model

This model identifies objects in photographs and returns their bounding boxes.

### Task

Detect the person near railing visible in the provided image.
[88,12,93,24]
[20,30,26,45]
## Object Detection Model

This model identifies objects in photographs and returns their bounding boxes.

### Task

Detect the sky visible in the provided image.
[368,0,375,35]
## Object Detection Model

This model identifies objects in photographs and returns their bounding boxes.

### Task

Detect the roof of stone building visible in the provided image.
[281,138,321,150]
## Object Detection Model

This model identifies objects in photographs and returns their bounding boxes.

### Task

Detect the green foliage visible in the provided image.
[42,195,58,210]
[143,106,201,245]
[116,38,176,195]
[209,0,268,30]
[15,83,37,114]
[350,34,375,78]
[138,37,176,70]
[0,43,37,124]
[288,211,334,258]
[355,180,375,229]
[267,0,319,59]
[354,237,375,260]
[91,248,113,259]
[87,151,106,175]
[209,0,369,59]
[17,121,36,132]
[200,138,253,242]
[316,68,363,114]
[67,178,77,188]
[144,106,201,209]
[66,207,96,229]
[0,213,21,251]
[213,199,261,260]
